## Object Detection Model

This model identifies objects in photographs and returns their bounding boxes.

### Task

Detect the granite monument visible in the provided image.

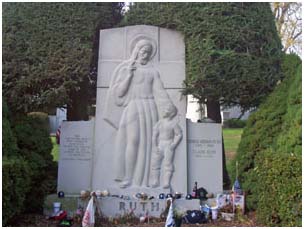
[56,26,223,215]
[92,25,187,196]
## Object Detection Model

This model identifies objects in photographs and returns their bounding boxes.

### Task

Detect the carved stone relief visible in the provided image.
[103,35,182,189]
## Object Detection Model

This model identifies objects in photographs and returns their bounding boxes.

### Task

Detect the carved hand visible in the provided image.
[127,64,136,75]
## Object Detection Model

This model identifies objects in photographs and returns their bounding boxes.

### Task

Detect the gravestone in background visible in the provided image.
[92,25,187,196]
[187,120,223,195]
[57,121,94,194]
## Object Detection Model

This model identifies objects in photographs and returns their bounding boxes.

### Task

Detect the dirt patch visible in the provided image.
[225,151,236,161]
[11,211,258,227]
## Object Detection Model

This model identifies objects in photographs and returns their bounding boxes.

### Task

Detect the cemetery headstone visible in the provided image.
[53,26,223,219]
[57,120,94,194]
[92,25,187,196]
[187,120,223,195]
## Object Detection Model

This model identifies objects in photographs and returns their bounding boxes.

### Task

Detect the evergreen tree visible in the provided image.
[123,3,282,112]
[3,2,123,120]
[233,54,301,225]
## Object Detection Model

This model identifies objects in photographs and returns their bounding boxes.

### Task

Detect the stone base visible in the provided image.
[44,194,216,218]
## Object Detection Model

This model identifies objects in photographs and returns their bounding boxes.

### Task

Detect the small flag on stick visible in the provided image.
[82,196,95,227]
[165,198,175,227]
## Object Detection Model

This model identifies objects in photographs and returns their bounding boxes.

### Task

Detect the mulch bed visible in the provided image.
[11,211,259,227]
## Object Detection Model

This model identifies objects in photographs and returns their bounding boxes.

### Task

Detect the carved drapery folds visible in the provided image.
[104,35,183,189]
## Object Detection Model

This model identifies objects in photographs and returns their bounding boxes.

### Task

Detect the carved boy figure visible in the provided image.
[150,103,183,188]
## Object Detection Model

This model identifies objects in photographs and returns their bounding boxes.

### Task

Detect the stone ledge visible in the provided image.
[44,194,215,218]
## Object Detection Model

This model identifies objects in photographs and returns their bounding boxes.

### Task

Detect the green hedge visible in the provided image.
[14,115,53,160]
[2,105,18,157]
[255,150,301,226]
[3,103,57,225]
[275,60,302,156]
[13,116,57,212]
[232,75,289,209]
[27,112,50,132]
[3,156,31,226]
[232,54,302,226]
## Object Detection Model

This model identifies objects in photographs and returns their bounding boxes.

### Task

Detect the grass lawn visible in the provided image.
[223,128,243,161]
[223,128,243,179]
[51,136,59,162]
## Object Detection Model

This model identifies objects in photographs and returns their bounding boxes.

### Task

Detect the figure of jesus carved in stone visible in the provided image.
[104,35,172,188]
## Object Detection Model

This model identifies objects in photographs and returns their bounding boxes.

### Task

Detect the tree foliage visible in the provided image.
[231,54,301,225]
[123,2,283,112]
[3,156,31,226]
[13,114,57,212]
[2,100,57,225]
[3,3,123,118]
[2,100,19,157]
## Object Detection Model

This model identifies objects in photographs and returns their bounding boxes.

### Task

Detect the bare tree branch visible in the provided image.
[271,2,302,55]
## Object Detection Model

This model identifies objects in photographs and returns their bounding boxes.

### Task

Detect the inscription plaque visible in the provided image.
[61,135,92,161]
[187,120,223,195]
[94,197,200,218]
[57,121,94,194]
[189,138,222,159]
